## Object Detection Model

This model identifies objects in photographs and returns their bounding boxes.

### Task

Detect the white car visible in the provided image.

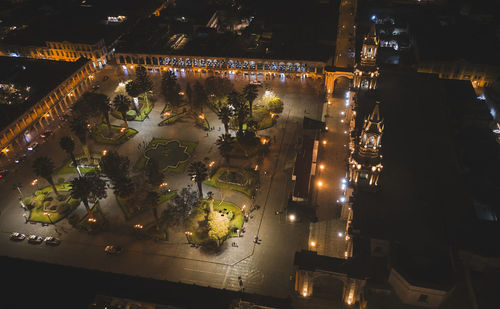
[9,232,26,241]
[44,237,61,246]
[250,80,262,86]
[28,235,43,244]
[105,245,122,255]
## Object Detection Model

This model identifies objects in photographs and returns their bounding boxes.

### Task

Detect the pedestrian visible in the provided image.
[218,126,221,131]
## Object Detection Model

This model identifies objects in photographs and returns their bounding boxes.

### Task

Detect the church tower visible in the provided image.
[349,101,384,187]
[354,23,379,89]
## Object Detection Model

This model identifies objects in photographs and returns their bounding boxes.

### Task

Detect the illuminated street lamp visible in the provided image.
[43,212,53,225]
[322,140,327,145]
[185,231,193,243]
[88,217,97,223]
[319,164,325,171]
[317,180,323,188]
[134,224,143,229]
[31,179,39,190]
[288,214,296,222]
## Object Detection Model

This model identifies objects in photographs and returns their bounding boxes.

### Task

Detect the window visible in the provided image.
[418,294,428,303]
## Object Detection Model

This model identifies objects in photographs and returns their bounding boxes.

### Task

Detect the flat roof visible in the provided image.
[116,0,338,62]
[0,56,86,130]
[293,136,314,199]
[351,68,465,286]
[1,0,163,46]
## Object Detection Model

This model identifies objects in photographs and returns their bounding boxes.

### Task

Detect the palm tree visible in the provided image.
[69,172,107,220]
[135,66,153,104]
[188,161,208,199]
[69,117,91,161]
[243,84,259,117]
[59,136,80,176]
[126,81,141,112]
[229,91,249,134]
[192,81,207,112]
[216,134,233,163]
[91,93,112,130]
[100,151,134,198]
[218,106,232,135]
[113,95,131,129]
[32,157,58,195]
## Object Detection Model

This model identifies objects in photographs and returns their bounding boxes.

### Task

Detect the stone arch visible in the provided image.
[312,274,345,301]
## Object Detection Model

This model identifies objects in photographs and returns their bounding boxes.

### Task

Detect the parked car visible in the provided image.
[27,235,43,244]
[105,245,122,255]
[40,130,52,138]
[27,142,38,151]
[44,236,61,246]
[250,80,262,86]
[9,232,26,241]
[0,169,8,180]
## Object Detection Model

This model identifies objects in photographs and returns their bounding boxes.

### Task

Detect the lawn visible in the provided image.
[116,190,176,220]
[159,111,188,126]
[135,138,197,173]
[27,184,81,224]
[74,203,107,232]
[111,96,154,121]
[204,167,258,197]
[56,153,101,175]
[91,123,138,145]
[185,200,244,245]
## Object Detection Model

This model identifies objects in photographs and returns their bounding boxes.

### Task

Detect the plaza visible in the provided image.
[0,64,326,298]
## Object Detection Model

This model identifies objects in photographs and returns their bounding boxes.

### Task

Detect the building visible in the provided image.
[353,23,379,90]
[348,101,383,187]
[0,56,97,160]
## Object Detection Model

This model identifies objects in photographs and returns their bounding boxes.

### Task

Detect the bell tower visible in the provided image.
[360,23,379,66]
[349,101,384,187]
[354,23,379,89]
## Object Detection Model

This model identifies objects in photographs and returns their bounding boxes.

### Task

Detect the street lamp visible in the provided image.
[319,164,325,171]
[288,214,296,222]
[43,212,53,225]
[88,218,97,223]
[317,180,323,188]
[31,179,39,190]
[185,231,193,244]
[13,183,23,198]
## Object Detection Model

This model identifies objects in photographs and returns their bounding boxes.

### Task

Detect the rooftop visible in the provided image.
[0,56,87,130]
[0,0,163,46]
[351,68,465,286]
[116,0,338,62]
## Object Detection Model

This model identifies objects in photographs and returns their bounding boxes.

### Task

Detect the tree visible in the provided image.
[192,81,207,112]
[125,80,141,98]
[185,82,192,104]
[90,93,112,130]
[59,136,80,175]
[268,97,284,114]
[135,66,153,96]
[164,186,198,226]
[208,212,230,247]
[69,117,91,160]
[100,151,134,198]
[161,71,181,106]
[69,172,107,220]
[205,77,233,99]
[216,134,233,163]
[113,95,131,129]
[32,157,58,195]
[243,84,259,117]
[146,159,164,188]
[71,92,111,128]
[188,161,208,199]
[218,106,232,135]
[229,91,249,134]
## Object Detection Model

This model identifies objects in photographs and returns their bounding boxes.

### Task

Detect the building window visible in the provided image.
[418,294,428,303]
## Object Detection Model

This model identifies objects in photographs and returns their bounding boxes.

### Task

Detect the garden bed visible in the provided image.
[116,190,176,220]
[158,111,188,126]
[56,154,101,175]
[135,138,197,173]
[185,200,244,245]
[204,167,258,197]
[91,123,138,145]
[27,184,81,224]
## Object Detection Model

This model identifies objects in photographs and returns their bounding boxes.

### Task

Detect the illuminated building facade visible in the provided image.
[353,23,379,90]
[348,101,383,187]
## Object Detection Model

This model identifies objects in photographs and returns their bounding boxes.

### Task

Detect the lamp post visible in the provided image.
[43,212,53,225]
[185,231,193,244]
[13,183,23,198]
[31,179,39,190]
